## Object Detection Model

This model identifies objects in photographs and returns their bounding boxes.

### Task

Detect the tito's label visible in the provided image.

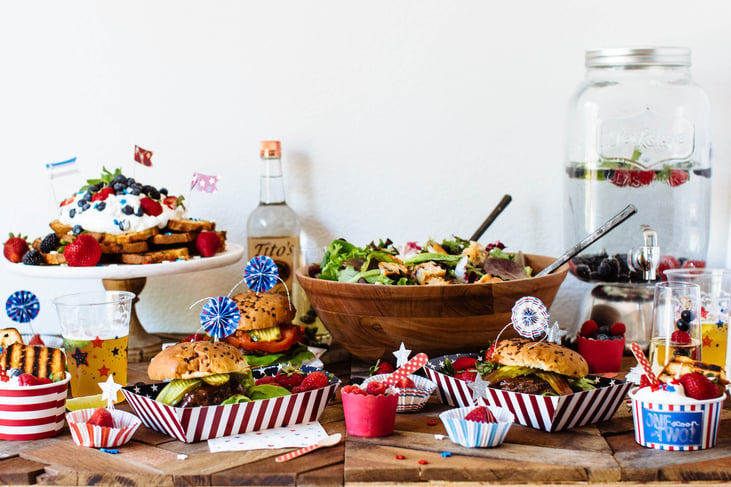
[247,236,299,292]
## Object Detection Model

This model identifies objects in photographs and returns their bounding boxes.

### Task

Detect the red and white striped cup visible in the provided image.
[0,372,70,441]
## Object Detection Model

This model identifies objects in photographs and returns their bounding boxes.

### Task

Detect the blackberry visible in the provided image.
[122,205,134,215]
[39,233,60,253]
[22,249,43,266]
[72,225,84,235]
[575,264,591,281]
[597,257,619,281]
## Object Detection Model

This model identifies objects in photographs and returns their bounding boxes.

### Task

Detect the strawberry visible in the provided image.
[17,373,42,386]
[195,231,221,257]
[394,376,416,389]
[3,233,29,263]
[298,371,329,392]
[87,408,115,428]
[0,370,8,383]
[139,196,163,216]
[369,359,395,376]
[454,370,477,382]
[629,170,655,187]
[37,377,52,385]
[163,196,179,209]
[609,322,626,336]
[28,334,45,346]
[60,196,75,207]
[679,372,721,400]
[275,367,305,390]
[365,380,387,395]
[255,375,279,386]
[610,170,631,187]
[464,406,497,423]
[452,356,477,372]
[681,259,706,269]
[579,320,599,337]
[342,385,366,395]
[182,333,209,342]
[91,187,115,202]
[63,234,102,267]
[667,169,689,187]
[671,330,691,344]
[656,255,680,280]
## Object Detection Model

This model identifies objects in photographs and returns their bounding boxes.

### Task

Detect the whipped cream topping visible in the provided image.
[59,192,185,235]
[633,383,699,404]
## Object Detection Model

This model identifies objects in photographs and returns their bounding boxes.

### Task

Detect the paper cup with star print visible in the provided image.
[54,291,134,402]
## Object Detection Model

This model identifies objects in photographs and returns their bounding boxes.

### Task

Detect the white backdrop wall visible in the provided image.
[1,1,730,335]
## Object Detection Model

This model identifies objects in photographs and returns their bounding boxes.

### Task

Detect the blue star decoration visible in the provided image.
[72,347,89,367]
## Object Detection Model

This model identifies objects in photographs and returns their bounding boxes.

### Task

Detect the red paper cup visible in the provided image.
[0,372,70,441]
[577,336,625,373]
[342,389,398,437]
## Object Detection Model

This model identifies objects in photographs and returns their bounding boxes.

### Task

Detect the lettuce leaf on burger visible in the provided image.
[485,338,596,395]
[223,291,314,367]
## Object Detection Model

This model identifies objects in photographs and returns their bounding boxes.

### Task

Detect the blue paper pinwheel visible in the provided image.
[244,255,279,293]
[200,296,240,339]
[6,290,40,324]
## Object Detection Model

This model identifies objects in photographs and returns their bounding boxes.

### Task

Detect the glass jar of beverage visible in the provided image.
[565,47,711,284]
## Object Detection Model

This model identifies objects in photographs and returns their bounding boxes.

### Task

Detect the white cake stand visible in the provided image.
[3,243,244,362]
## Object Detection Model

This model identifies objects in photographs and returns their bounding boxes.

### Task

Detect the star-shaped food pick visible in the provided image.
[467,372,491,404]
[99,374,124,408]
[392,342,412,368]
[545,321,566,344]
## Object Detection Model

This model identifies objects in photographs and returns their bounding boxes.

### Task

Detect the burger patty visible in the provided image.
[498,375,554,395]
[179,379,247,407]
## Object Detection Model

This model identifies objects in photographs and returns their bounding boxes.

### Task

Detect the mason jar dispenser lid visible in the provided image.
[585,47,691,67]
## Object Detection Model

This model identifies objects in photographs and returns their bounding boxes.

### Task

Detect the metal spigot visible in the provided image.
[629,226,660,281]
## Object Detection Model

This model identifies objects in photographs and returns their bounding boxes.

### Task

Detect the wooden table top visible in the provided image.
[1,344,730,486]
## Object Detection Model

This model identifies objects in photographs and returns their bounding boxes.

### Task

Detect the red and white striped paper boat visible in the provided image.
[122,365,340,443]
[0,372,69,441]
[426,354,632,432]
[629,388,726,451]
[66,408,142,448]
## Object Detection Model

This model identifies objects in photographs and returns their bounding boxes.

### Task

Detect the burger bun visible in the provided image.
[493,338,588,378]
[148,341,249,381]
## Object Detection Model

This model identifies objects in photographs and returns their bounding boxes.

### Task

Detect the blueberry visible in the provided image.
[72,225,83,235]
[81,191,92,202]
[112,174,127,184]
[681,310,695,322]
[77,199,85,207]
[126,177,136,186]
[7,368,22,378]
[135,207,144,217]
[148,188,160,200]
[676,318,690,332]
[596,333,610,340]
[675,348,691,358]
[95,201,106,211]
[118,219,130,231]
[122,205,134,215]
[128,187,140,195]
[81,202,90,211]
[113,182,126,192]
[159,187,168,195]
[598,326,610,335]
[69,208,76,218]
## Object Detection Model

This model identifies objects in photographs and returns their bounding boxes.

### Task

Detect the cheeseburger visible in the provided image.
[148,341,252,407]
[223,291,313,366]
[484,338,594,395]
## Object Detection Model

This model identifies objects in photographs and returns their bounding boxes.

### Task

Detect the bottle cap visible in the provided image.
[585,47,691,68]
[260,141,281,158]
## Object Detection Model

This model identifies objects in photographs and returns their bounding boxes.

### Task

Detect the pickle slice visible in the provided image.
[247,326,282,342]
[201,373,230,386]
[156,378,202,406]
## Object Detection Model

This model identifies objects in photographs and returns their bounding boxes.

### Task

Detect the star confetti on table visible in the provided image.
[99,374,124,408]
[393,342,412,368]
[71,347,89,367]
[467,373,491,403]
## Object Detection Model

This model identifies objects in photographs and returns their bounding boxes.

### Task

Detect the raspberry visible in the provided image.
[667,169,689,187]
[298,371,329,392]
[609,322,626,336]
[139,196,163,216]
[365,380,387,395]
[610,170,631,187]
[342,385,366,395]
[670,330,691,344]
[679,373,720,400]
[629,170,655,187]
[579,320,599,337]
[464,406,497,423]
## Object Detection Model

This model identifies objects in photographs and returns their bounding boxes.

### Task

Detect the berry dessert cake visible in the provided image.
[4,167,226,266]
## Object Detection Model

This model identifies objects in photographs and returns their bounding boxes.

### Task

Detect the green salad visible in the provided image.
[312,237,532,285]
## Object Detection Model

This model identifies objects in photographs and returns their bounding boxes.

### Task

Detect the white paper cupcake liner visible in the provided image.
[439,405,514,448]
[66,408,142,448]
[364,374,437,413]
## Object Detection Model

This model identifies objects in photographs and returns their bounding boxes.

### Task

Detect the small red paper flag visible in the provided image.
[134,145,153,167]
[191,172,219,193]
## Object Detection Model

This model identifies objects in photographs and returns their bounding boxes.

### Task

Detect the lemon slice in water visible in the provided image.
[65,394,107,411]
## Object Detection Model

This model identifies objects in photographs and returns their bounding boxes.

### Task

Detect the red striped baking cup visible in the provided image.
[66,408,142,448]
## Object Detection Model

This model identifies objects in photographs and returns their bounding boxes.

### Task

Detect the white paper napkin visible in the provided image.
[207,421,328,452]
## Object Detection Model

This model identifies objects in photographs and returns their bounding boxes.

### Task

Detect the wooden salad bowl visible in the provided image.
[296,254,569,362]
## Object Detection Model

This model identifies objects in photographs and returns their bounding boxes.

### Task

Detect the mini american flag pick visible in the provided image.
[134,145,153,167]
[191,172,219,193]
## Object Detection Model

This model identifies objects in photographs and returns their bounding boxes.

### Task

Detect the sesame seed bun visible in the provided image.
[492,338,589,379]
[231,291,296,331]
[147,341,249,380]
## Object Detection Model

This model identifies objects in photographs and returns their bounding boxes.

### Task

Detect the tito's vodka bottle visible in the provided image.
[247,141,300,294]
